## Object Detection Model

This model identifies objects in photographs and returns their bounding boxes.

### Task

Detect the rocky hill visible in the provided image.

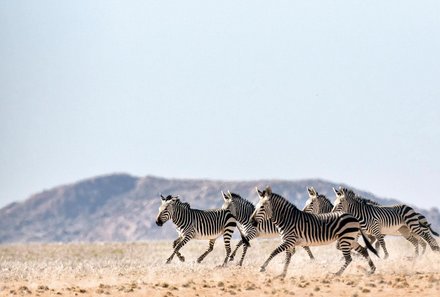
[0,174,439,243]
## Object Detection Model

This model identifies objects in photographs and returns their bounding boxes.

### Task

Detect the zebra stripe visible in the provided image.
[222,191,315,266]
[156,194,249,266]
[349,191,431,255]
[250,186,378,278]
[303,187,334,214]
[332,187,440,258]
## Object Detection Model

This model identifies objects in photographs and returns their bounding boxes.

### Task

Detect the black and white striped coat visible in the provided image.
[250,186,378,278]
[332,187,439,258]
[221,191,315,266]
[156,194,249,266]
[303,187,334,214]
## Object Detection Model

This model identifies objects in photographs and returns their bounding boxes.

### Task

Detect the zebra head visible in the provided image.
[304,186,318,210]
[221,191,236,216]
[156,194,179,226]
[250,186,273,227]
[332,187,347,212]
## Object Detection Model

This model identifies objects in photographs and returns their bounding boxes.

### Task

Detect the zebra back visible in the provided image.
[254,188,362,244]
[169,199,237,237]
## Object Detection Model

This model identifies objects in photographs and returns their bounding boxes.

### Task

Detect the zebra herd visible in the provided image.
[155,186,439,278]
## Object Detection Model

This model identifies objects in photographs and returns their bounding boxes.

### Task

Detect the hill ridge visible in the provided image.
[0,173,438,243]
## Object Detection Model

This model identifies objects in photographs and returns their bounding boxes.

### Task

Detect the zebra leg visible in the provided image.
[237,244,249,267]
[260,241,294,273]
[408,224,440,252]
[234,232,255,266]
[166,236,192,264]
[302,246,314,260]
[367,234,380,251]
[398,227,419,256]
[335,240,353,276]
[222,230,233,266]
[417,231,439,252]
[197,239,216,263]
[419,237,427,254]
[172,238,185,262]
[352,242,376,275]
[276,248,295,279]
[374,233,389,259]
[229,240,243,262]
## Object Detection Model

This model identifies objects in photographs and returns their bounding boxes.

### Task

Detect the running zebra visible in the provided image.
[156,194,250,266]
[250,186,378,278]
[332,187,440,258]
[343,190,430,255]
[303,187,333,214]
[221,191,315,266]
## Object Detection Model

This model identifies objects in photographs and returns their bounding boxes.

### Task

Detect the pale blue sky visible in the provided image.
[1,1,439,209]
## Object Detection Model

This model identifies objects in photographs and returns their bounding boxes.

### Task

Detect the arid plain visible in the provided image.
[1,239,439,296]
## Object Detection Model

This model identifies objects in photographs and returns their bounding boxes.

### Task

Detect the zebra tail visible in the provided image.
[360,230,379,258]
[419,219,439,237]
[429,225,440,237]
[241,234,250,247]
[237,227,250,247]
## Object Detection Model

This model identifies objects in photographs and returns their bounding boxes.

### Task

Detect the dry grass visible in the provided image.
[1,238,440,296]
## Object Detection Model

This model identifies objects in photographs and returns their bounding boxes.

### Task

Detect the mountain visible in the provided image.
[0,174,439,243]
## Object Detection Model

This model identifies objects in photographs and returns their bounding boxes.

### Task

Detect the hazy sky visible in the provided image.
[1,1,439,209]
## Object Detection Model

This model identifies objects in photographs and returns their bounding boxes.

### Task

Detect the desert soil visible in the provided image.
[1,239,439,296]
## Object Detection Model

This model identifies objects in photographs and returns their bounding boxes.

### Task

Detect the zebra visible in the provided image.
[221,191,315,266]
[155,194,250,266]
[250,186,378,278]
[303,187,333,214]
[332,187,440,258]
[305,186,429,254]
[343,189,431,255]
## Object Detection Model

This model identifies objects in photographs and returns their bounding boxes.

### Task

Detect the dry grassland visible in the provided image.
[1,239,440,296]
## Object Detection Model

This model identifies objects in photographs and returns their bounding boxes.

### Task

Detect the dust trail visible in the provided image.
[1,239,439,296]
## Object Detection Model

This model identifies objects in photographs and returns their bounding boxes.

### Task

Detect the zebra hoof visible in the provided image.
[229,256,235,261]
[178,256,185,262]
[275,273,286,279]
[260,267,266,273]
[166,259,172,264]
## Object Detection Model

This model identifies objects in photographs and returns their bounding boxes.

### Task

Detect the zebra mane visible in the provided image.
[229,192,256,211]
[175,200,191,209]
[342,188,380,206]
[355,196,380,205]
[317,194,333,204]
[316,193,329,200]
[271,192,297,210]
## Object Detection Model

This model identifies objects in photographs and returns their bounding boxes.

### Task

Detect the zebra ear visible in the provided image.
[332,187,339,195]
[160,194,166,201]
[256,187,263,197]
[221,191,229,200]
[265,186,272,196]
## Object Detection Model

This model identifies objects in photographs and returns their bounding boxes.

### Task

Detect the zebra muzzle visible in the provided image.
[156,220,163,227]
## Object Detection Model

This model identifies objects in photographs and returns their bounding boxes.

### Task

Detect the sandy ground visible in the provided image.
[1,239,440,296]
